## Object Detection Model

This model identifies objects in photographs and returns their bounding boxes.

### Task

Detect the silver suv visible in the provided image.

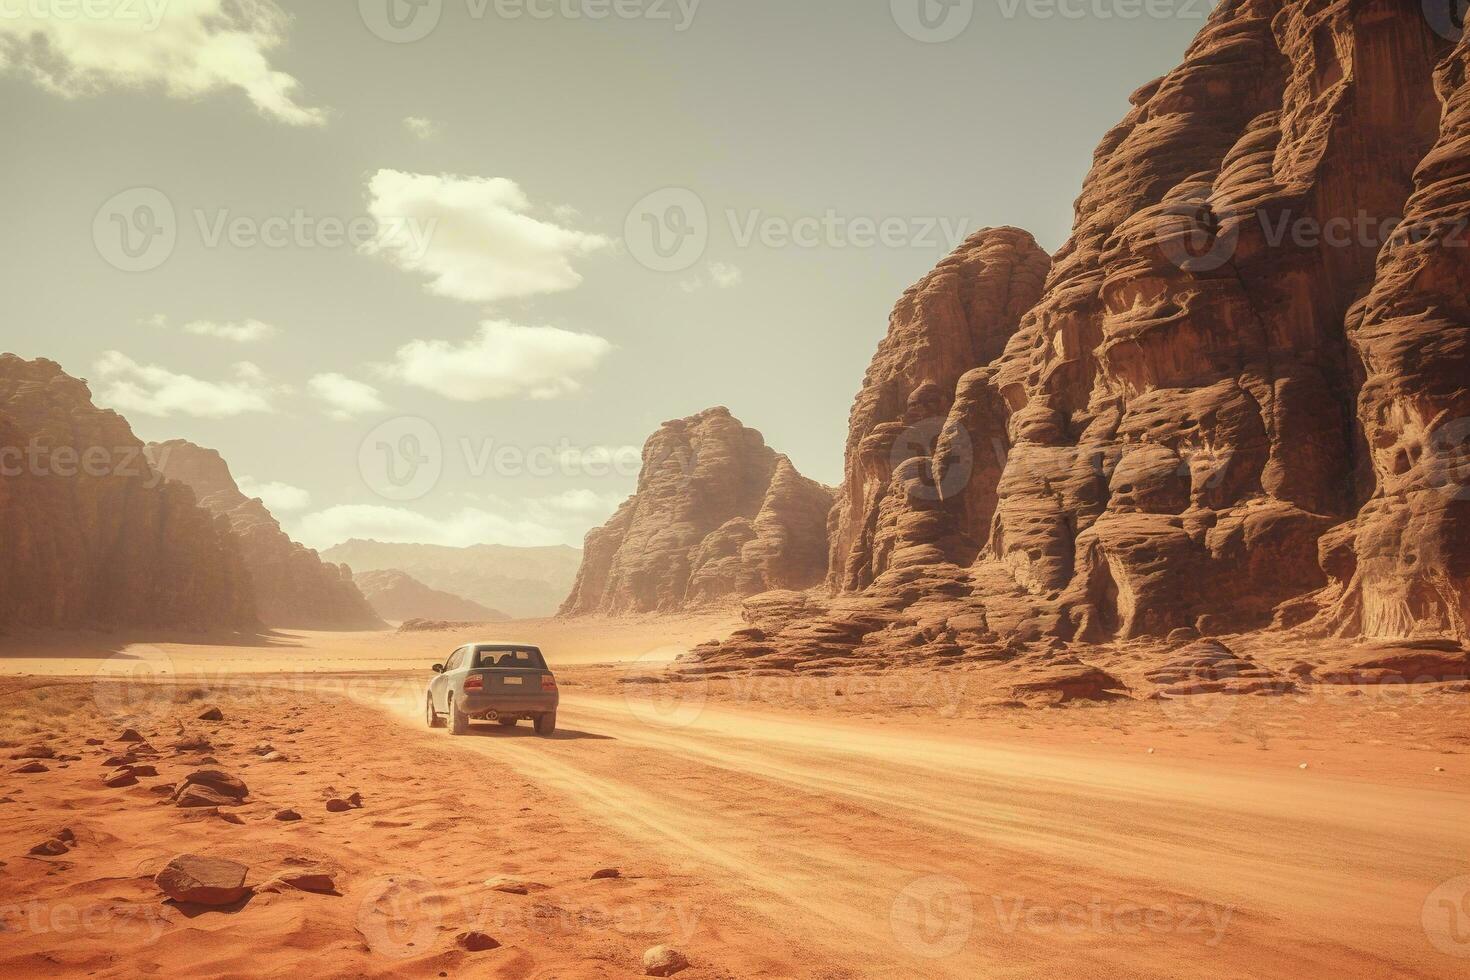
[426,642,559,736]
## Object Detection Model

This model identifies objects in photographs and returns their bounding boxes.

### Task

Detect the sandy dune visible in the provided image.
[1,624,1467,978]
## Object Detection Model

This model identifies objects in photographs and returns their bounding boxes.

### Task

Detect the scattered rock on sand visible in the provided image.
[29,838,69,856]
[174,734,213,752]
[197,706,225,722]
[14,762,49,774]
[172,770,248,807]
[85,738,104,746]
[12,744,55,760]
[271,871,336,894]
[103,769,139,788]
[274,809,302,821]
[590,868,622,880]
[643,945,689,977]
[456,931,501,952]
[325,798,352,813]
[118,729,144,743]
[155,854,251,906]
[262,751,287,762]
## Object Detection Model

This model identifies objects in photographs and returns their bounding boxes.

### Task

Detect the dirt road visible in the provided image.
[381,691,1469,979]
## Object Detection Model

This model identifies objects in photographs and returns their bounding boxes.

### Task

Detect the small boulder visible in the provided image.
[324,798,352,813]
[103,769,139,788]
[29,838,69,856]
[274,809,302,822]
[643,945,689,977]
[174,735,213,752]
[347,792,364,808]
[118,729,144,743]
[275,871,336,894]
[172,770,247,807]
[85,738,104,746]
[590,868,622,880]
[14,762,49,774]
[262,751,287,763]
[12,744,56,760]
[456,931,500,952]
[197,706,224,722]
[155,854,251,906]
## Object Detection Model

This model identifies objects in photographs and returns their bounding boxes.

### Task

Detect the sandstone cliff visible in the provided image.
[0,356,256,631]
[145,440,383,631]
[560,408,834,616]
[689,0,1470,680]
[354,568,510,624]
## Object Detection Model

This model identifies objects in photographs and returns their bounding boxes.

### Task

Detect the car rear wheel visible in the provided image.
[449,695,470,736]
[534,712,556,737]
[426,694,444,729]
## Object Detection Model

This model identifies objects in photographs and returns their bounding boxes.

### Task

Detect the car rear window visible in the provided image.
[472,648,546,670]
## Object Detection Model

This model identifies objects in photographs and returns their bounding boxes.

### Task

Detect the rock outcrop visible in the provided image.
[322,541,581,619]
[354,568,509,624]
[0,355,255,631]
[560,408,834,616]
[687,1,1470,677]
[145,440,382,631]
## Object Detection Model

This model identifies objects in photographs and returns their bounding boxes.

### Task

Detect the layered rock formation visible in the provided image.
[322,541,581,619]
[560,408,834,616]
[145,440,382,631]
[688,0,1470,679]
[353,569,509,624]
[0,356,255,631]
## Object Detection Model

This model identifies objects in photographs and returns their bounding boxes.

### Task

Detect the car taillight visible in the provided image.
[541,675,557,691]
[464,675,484,692]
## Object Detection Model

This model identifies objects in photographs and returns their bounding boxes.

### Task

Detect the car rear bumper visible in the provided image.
[460,693,558,718]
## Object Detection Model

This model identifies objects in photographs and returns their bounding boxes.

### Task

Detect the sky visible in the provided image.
[0,0,1216,551]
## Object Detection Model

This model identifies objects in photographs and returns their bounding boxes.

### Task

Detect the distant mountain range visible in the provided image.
[352,569,509,624]
[323,540,582,620]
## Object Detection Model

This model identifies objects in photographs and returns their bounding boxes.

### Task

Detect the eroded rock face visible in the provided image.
[560,408,834,616]
[687,1,1469,675]
[0,355,256,631]
[829,227,1052,592]
[145,440,383,631]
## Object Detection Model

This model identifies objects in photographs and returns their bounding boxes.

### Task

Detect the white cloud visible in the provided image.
[183,319,278,343]
[680,262,744,293]
[360,170,610,303]
[308,373,387,420]
[92,351,282,418]
[0,0,324,126]
[404,115,439,140]
[139,313,168,329]
[237,477,311,513]
[709,262,744,288]
[381,320,612,401]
